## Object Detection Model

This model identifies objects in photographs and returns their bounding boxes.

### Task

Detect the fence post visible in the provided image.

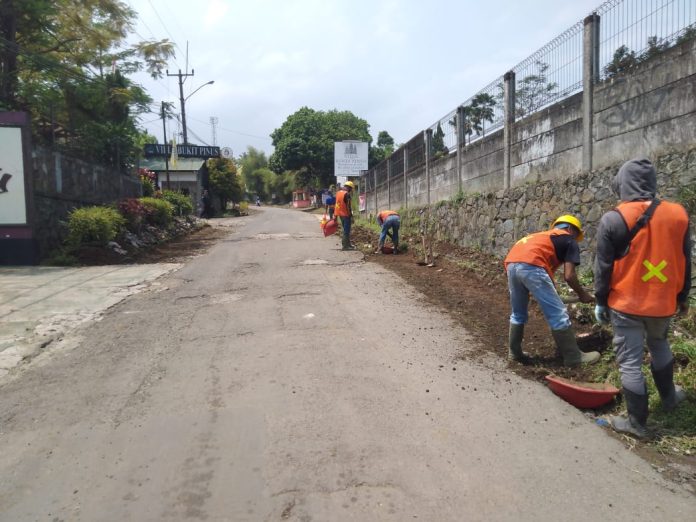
[583,13,600,172]
[403,146,408,209]
[456,105,465,194]
[503,71,515,190]
[387,157,391,209]
[425,129,432,206]
[373,168,377,214]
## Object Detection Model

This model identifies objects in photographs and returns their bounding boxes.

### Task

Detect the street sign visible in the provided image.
[334,141,368,180]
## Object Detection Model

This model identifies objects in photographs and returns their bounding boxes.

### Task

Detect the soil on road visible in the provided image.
[0,208,693,521]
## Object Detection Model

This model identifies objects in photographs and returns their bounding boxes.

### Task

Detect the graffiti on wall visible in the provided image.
[600,77,669,128]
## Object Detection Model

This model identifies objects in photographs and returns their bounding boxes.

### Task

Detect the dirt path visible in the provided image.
[352,225,696,487]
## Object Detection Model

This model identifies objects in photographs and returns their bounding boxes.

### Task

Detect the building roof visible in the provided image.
[140,158,205,172]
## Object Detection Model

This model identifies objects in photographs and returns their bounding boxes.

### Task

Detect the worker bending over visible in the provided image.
[504,215,600,366]
[376,210,400,254]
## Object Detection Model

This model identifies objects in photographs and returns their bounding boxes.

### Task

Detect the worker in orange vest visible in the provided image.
[376,210,400,254]
[504,215,599,366]
[594,158,691,439]
[334,181,355,250]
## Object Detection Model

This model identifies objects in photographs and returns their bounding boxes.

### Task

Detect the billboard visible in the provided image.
[0,127,27,225]
[334,141,368,179]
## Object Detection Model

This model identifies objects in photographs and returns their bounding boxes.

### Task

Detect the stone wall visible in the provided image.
[399,146,696,266]
[32,147,141,257]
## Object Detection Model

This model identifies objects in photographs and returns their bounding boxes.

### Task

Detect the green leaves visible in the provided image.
[270,107,372,188]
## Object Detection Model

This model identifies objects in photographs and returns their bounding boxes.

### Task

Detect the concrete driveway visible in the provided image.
[0,264,180,376]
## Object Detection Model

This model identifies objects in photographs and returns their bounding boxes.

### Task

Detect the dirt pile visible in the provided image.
[351,226,610,383]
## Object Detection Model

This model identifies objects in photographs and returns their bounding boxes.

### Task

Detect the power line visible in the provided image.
[146,0,186,58]
[186,115,272,141]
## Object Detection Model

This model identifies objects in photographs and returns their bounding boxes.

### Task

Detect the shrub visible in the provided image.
[66,206,126,248]
[159,190,194,216]
[139,197,174,226]
[117,198,148,231]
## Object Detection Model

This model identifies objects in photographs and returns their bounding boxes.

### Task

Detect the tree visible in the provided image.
[516,61,557,117]
[603,45,639,78]
[270,107,372,188]
[370,130,395,166]
[0,1,175,168]
[208,157,242,212]
[431,122,447,156]
[238,146,269,197]
[470,93,496,137]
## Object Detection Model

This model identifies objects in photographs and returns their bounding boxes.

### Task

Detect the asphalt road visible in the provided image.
[0,207,693,521]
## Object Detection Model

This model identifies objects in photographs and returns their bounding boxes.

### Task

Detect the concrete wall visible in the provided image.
[32,147,141,257]
[511,92,584,185]
[593,37,696,170]
[362,36,696,211]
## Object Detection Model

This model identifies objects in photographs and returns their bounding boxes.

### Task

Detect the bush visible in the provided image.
[139,197,174,226]
[159,190,194,216]
[117,198,148,231]
[67,206,126,248]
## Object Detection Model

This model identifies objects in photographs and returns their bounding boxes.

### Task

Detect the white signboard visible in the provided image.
[0,127,27,225]
[334,141,368,179]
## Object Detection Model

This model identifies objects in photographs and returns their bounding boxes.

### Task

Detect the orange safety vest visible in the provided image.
[504,229,572,281]
[608,200,688,317]
[335,190,351,217]
[377,210,399,223]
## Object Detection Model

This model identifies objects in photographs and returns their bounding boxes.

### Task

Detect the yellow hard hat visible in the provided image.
[344,181,355,189]
[552,214,584,241]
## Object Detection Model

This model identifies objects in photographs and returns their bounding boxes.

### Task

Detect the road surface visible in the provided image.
[0,207,693,521]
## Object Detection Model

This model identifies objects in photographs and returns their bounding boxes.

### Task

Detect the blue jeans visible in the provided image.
[506,262,570,331]
[379,215,400,245]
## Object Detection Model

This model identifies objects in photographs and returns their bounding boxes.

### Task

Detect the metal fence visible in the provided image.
[363,0,696,209]
[598,0,696,79]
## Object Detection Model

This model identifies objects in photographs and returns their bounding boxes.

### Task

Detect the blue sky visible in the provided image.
[127,0,603,157]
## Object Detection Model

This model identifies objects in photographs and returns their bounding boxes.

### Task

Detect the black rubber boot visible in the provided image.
[651,359,687,412]
[609,387,650,439]
[508,323,531,364]
[552,327,600,367]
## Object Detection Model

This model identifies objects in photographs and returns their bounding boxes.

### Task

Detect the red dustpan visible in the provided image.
[545,375,620,409]
[323,219,338,237]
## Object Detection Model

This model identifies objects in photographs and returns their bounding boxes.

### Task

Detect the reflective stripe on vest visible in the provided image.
[335,190,350,217]
[504,229,571,281]
[608,200,688,317]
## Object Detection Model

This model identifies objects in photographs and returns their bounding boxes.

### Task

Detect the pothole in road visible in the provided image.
[302,259,329,265]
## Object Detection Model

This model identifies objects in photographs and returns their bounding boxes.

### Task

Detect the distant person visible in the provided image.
[335,181,355,251]
[256,196,261,207]
[503,215,599,366]
[594,158,690,439]
[376,210,400,254]
[325,191,336,220]
[200,189,211,218]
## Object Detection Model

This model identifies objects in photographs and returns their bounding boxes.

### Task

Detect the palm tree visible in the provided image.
[471,93,496,137]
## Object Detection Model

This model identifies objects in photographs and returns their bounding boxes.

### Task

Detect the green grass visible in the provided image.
[588,333,696,455]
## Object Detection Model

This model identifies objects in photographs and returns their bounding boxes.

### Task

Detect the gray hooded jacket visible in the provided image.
[593,158,692,308]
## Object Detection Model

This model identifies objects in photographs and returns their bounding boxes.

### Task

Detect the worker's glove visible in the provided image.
[594,305,610,325]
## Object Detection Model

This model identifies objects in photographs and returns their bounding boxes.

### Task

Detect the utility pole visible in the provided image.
[167,68,194,145]
[161,101,171,190]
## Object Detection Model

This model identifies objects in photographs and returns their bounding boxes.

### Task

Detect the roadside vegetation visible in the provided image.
[353,218,696,458]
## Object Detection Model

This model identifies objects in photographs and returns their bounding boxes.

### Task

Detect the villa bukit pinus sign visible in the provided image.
[334,141,368,180]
